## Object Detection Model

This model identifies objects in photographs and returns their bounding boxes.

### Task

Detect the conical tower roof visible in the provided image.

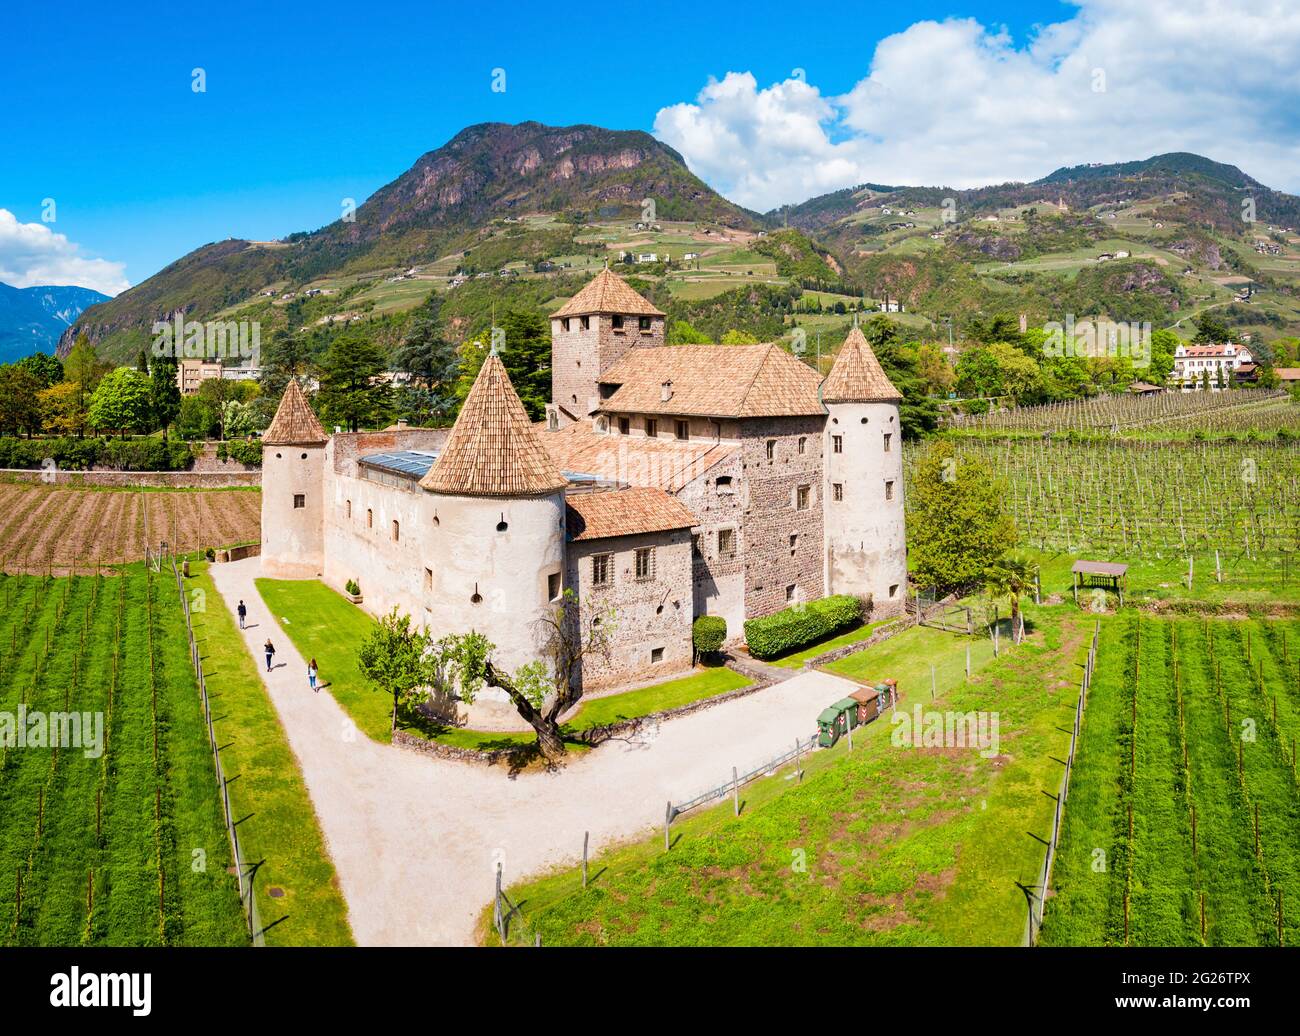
[420,354,568,497]
[821,326,902,404]
[552,267,664,318]
[263,379,328,445]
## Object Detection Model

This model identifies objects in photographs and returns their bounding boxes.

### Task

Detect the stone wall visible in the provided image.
[191,441,260,474]
[551,313,664,423]
[329,428,449,478]
[0,469,260,488]
[566,526,693,690]
[737,416,826,619]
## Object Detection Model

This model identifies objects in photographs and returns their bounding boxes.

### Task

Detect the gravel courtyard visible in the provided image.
[210,557,862,946]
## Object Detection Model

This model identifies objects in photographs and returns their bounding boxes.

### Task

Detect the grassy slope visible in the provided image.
[192,564,354,945]
[481,607,1086,946]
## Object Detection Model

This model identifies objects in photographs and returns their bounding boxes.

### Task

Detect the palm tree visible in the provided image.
[984,555,1034,644]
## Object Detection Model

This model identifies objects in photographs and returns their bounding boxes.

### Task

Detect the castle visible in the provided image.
[260,269,907,689]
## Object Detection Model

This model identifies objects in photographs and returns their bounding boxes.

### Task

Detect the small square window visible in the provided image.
[611,314,625,330]
[293,494,305,509]
[885,480,895,501]
[635,547,654,581]
[619,417,630,435]
[889,583,899,598]
[580,315,590,330]
[796,485,810,510]
[561,318,570,332]
[676,420,689,441]
[638,316,652,332]
[789,533,798,555]
[592,553,612,586]
[424,568,433,592]
[797,436,806,455]
[345,499,352,518]
[651,646,664,664]
[766,439,776,461]
[785,584,797,603]
[833,483,843,501]
[392,520,400,542]
[547,572,562,601]
[718,528,735,558]
[883,432,892,453]
[832,435,843,454]
[645,418,658,438]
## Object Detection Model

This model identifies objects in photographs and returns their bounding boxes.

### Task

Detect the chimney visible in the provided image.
[661,380,673,402]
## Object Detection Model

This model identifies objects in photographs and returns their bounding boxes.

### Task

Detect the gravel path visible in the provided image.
[209,557,861,946]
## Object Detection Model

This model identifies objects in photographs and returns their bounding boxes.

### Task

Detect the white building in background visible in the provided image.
[1171,342,1254,391]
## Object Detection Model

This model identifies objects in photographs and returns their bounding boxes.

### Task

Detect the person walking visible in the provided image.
[237,600,247,629]
[307,658,318,693]
[264,639,275,673]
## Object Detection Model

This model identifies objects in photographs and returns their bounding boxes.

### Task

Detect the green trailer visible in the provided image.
[817,697,861,747]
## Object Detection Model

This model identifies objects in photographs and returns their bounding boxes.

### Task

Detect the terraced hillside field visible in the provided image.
[0,484,261,573]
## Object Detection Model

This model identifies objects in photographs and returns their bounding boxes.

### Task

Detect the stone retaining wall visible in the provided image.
[0,468,260,488]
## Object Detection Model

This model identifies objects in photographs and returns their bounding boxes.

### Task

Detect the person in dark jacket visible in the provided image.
[264,640,275,672]
[237,600,248,629]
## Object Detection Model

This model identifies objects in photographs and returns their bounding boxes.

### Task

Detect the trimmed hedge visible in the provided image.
[743,594,863,660]
[692,615,727,656]
[0,436,195,471]
[216,438,263,467]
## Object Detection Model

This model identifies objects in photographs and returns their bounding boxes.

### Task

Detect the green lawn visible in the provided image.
[480,606,1088,945]
[255,579,752,752]
[192,564,354,945]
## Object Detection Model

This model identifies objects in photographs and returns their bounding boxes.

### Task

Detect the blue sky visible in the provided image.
[3,0,1297,293]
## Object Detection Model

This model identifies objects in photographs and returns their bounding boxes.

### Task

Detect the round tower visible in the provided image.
[419,353,568,673]
[821,326,908,616]
[260,378,328,578]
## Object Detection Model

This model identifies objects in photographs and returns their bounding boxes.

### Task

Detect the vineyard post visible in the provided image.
[1200,892,1207,943]
[1192,805,1198,856]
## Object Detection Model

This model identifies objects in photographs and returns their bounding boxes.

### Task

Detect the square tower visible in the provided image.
[550,268,664,424]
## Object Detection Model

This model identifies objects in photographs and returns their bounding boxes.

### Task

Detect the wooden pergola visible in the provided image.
[1072,560,1128,607]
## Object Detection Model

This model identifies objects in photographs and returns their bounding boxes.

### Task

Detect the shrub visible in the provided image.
[743,594,863,660]
[961,397,991,416]
[0,436,193,471]
[692,616,727,658]
[345,579,360,596]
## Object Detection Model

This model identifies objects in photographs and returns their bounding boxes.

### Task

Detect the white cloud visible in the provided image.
[654,0,1300,211]
[0,209,129,296]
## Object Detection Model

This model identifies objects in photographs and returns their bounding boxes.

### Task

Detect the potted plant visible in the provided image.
[344,579,363,604]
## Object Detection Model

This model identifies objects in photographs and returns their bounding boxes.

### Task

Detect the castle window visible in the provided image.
[592,553,612,587]
[580,316,590,330]
[645,418,658,438]
[346,500,351,518]
[885,480,895,501]
[638,316,652,332]
[797,436,806,455]
[786,584,797,603]
[611,314,625,331]
[883,432,892,453]
[547,572,562,602]
[634,547,654,581]
[619,417,630,435]
[651,646,664,664]
[715,475,734,496]
[717,528,735,558]
[889,583,899,598]
[833,482,843,502]
[675,420,689,441]
[367,509,373,529]
[766,439,775,461]
[293,494,305,509]
[789,533,798,555]
[392,520,400,542]
[561,318,570,332]
[832,435,843,454]
[424,568,433,592]
[796,485,810,510]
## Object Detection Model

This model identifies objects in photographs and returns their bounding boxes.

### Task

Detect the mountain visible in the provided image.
[61,122,762,363]
[0,283,110,362]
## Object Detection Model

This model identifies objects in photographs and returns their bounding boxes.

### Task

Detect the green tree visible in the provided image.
[667,320,711,344]
[0,364,44,437]
[357,609,437,730]
[1192,312,1232,345]
[720,328,760,345]
[64,334,107,438]
[88,366,152,438]
[984,555,1034,643]
[177,396,216,440]
[16,352,63,388]
[910,441,1016,593]
[317,331,391,432]
[150,355,182,439]
[394,309,459,420]
[433,589,614,764]
[497,309,551,418]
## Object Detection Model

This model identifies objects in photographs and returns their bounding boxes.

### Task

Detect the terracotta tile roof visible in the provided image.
[552,268,664,318]
[262,379,328,445]
[566,487,697,542]
[539,421,735,493]
[420,354,569,497]
[821,326,902,403]
[598,343,825,418]
[1276,368,1300,381]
